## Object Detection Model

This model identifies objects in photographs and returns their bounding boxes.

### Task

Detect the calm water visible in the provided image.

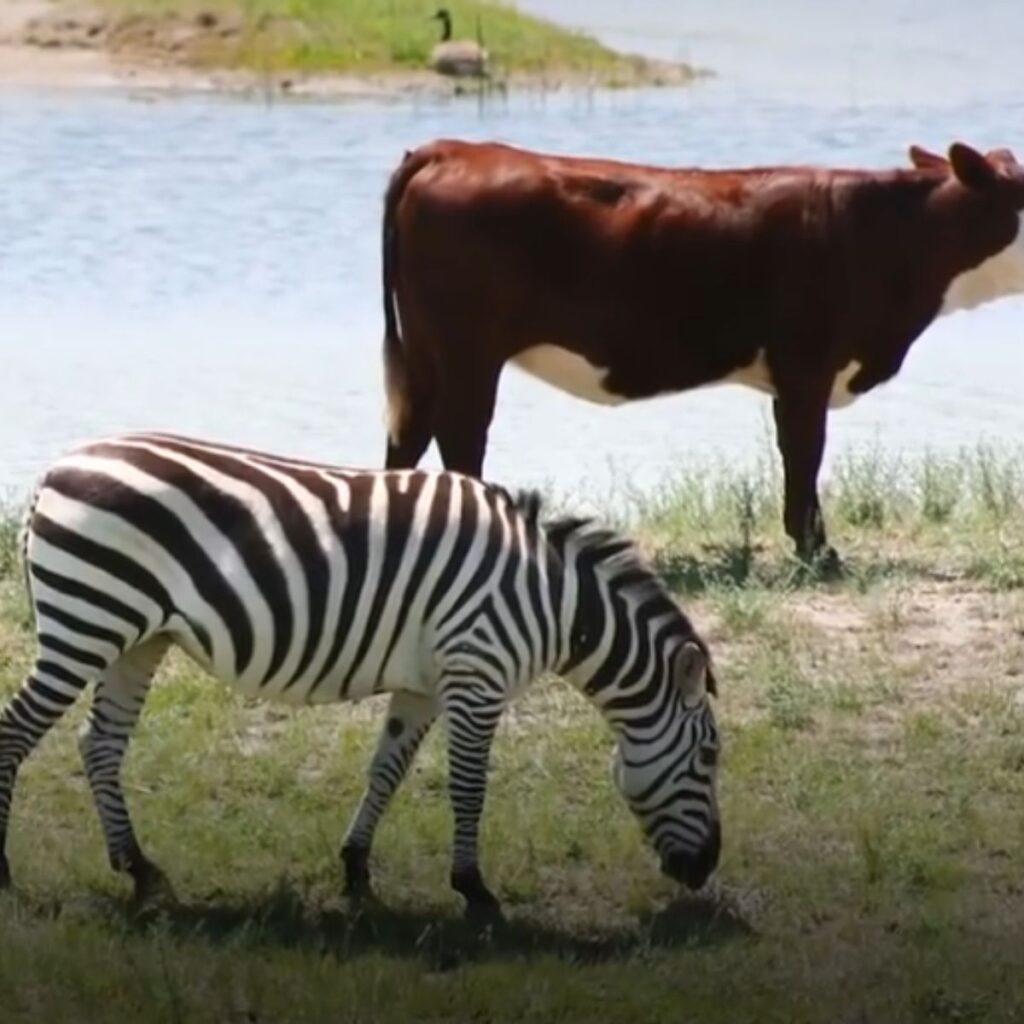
[1,0,1023,500]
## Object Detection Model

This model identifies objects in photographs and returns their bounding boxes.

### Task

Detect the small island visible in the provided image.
[1,0,705,97]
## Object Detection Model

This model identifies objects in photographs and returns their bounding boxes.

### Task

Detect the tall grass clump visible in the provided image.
[966,443,1023,523]
[916,451,961,524]
[828,443,908,529]
[617,441,1024,589]
[0,504,22,581]
[638,458,781,546]
[630,456,784,589]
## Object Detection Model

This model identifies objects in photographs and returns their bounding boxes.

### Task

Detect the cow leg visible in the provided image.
[772,394,839,569]
[433,360,501,477]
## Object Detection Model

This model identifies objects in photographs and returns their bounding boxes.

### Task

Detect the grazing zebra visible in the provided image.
[0,433,721,915]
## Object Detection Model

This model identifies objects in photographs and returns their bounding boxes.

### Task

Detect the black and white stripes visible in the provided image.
[0,432,720,912]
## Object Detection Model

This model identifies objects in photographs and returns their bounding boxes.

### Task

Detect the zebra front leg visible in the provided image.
[0,659,94,887]
[441,681,504,922]
[340,691,438,902]
[78,639,169,906]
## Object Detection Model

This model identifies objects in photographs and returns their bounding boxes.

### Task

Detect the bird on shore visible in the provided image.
[429,7,489,78]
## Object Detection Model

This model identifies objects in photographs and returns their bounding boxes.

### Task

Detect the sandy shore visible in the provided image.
[0,43,470,99]
[0,0,700,99]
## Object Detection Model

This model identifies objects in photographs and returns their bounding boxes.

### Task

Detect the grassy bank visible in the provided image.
[0,445,1023,1022]
[21,0,696,87]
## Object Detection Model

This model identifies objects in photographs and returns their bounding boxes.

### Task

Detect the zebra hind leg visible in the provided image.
[440,680,504,923]
[0,654,101,888]
[78,637,170,906]
[340,691,438,902]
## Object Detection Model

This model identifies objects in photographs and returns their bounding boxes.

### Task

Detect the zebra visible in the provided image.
[0,432,721,917]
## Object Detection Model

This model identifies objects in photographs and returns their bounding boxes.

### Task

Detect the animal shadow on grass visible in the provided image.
[654,542,762,593]
[654,543,942,596]
[101,881,754,971]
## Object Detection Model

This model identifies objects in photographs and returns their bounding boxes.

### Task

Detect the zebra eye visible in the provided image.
[702,747,718,767]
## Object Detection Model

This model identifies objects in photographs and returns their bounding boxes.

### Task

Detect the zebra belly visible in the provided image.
[165,618,439,707]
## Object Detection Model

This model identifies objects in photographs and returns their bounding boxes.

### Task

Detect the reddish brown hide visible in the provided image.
[380,139,1024,564]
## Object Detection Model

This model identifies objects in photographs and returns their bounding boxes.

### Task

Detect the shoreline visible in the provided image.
[0,48,704,101]
[0,44,472,98]
[0,1,706,100]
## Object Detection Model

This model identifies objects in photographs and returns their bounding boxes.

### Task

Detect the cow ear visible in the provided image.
[908,144,947,171]
[986,147,1017,166]
[674,640,708,705]
[949,142,999,190]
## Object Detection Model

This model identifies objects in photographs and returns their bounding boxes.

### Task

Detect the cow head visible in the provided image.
[909,141,1024,193]
[909,142,1024,313]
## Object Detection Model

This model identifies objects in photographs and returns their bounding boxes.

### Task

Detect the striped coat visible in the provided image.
[1,433,721,915]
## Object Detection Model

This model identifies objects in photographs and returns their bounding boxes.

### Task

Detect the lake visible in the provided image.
[2,0,1023,501]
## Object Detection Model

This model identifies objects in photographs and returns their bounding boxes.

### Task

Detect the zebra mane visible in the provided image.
[511,488,545,524]
[508,491,659,598]
[537,507,718,696]
[553,515,669,604]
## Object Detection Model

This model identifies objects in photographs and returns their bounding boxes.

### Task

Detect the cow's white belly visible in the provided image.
[720,349,776,395]
[512,345,627,405]
[827,359,862,408]
[511,344,863,410]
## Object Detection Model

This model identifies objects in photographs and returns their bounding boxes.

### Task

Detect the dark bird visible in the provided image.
[429,8,489,78]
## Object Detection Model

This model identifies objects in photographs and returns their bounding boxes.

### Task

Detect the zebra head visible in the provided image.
[552,518,721,890]
[609,635,720,890]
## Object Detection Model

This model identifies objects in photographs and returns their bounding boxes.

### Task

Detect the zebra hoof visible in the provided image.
[0,855,10,890]
[452,867,503,926]
[129,858,174,909]
[341,845,374,904]
[344,882,379,911]
[463,897,505,938]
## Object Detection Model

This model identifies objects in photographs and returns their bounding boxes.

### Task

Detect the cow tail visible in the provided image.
[382,147,432,445]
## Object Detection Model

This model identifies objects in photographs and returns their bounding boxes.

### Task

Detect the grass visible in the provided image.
[1,444,1024,1022]
[634,441,1024,590]
[61,0,686,83]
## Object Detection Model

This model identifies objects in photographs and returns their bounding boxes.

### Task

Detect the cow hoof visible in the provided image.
[814,545,844,579]
[796,544,843,580]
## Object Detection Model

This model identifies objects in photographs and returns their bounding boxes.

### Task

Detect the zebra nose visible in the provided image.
[662,821,721,889]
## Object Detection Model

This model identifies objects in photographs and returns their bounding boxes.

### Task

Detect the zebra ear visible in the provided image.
[674,640,707,704]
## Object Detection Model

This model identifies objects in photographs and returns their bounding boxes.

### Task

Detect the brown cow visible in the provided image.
[379,139,1024,566]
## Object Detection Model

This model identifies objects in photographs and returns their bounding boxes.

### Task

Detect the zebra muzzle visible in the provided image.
[661,821,721,890]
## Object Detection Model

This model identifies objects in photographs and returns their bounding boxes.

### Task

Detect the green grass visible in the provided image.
[80,0,678,81]
[1,446,1024,1021]
[632,441,1024,590]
